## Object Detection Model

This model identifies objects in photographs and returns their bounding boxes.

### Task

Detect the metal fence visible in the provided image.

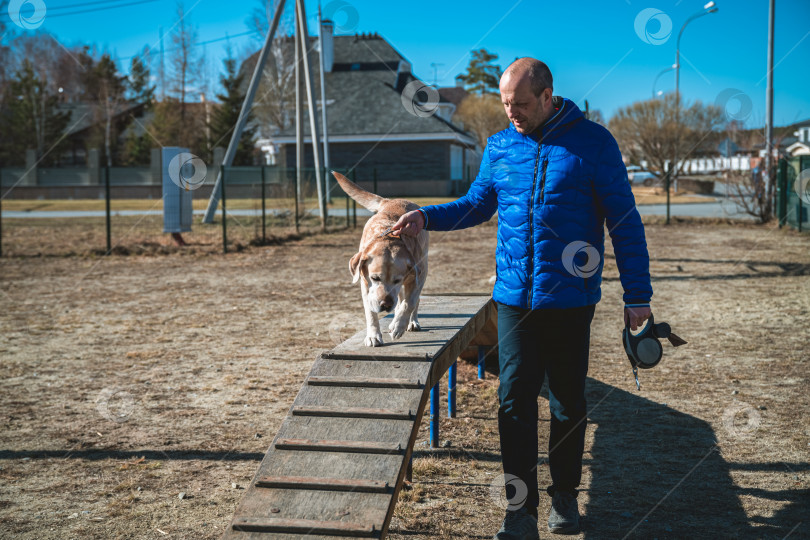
[0,167,363,257]
[778,156,810,233]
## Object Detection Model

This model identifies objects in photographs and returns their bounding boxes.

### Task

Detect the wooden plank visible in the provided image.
[272,416,413,454]
[227,490,389,538]
[231,517,376,536]
[292,384,422,412]
[275,438,402,454]
[307,375,423,389]
[329,295,491,359]
[427,299,495,389]
[251,448,404,488]
[224,295,495,540]
[255,476,389,493]
[320,351,429,362]
[377,297,494,539]
[309,358,430,382]
[292,405,413,420]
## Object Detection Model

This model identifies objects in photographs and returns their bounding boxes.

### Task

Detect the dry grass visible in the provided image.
[0,216,807,539]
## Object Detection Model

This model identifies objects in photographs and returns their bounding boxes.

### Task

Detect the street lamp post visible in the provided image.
[673,1,719,194]
[652,64,678,99]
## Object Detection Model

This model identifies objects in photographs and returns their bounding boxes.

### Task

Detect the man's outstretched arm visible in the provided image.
[392,145,497,236]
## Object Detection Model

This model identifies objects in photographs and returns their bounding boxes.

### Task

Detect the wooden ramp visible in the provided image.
[224,294,495,539]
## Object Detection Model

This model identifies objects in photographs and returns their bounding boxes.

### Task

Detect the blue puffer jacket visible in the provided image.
[421,97,652,310]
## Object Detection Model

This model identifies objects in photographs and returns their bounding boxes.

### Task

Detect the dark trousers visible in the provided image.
[496,301,596,510]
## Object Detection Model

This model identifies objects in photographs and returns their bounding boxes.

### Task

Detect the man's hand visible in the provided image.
[624,306,652,331]
[390,209,425,237]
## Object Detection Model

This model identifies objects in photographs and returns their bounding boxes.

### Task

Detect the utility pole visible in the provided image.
[159,26,165,100]
[765,0,775,217]
[296,0,326,230]
[202,0,288,223]
[318,3,331,204]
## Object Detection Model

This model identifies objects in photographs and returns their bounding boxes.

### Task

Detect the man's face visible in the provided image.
[500,75,551,134]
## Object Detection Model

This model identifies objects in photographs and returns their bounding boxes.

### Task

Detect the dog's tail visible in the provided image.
[331,171,385,213]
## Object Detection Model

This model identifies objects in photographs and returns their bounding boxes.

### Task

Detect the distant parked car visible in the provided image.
[626,166,659,186]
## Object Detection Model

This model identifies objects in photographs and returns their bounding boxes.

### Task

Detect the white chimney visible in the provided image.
[320,19,334,73]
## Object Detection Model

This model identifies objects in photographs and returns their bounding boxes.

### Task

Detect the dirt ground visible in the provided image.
[0,215,808,539]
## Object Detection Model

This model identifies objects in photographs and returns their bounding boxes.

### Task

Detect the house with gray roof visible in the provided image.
[244,31,479,197]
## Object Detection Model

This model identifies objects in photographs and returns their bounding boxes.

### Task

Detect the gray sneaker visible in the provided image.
[547,491,580,534]
[493,507,540,540]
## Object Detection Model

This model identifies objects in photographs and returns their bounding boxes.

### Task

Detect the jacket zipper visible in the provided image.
[527,151,548,308]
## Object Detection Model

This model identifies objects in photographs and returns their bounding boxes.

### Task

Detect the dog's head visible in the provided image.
[350,239,420,313]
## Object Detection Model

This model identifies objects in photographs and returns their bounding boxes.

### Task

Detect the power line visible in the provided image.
[117,29,259,64]
[2,0,158,21]
[8,0,145,13]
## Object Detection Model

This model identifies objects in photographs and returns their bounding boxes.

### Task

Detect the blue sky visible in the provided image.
[4,0,809,127]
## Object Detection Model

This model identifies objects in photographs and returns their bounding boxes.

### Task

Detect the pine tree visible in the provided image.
[79,52,128,166]
[129,54,155,106]
[457,49,502,95]
[121,130,152,166]
[208,56,256,165]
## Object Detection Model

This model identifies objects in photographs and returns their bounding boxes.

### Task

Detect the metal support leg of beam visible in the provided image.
[448,361,457,418]
[429,382,439,448]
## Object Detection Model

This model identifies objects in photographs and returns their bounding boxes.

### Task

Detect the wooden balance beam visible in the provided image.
[223,294,496,539]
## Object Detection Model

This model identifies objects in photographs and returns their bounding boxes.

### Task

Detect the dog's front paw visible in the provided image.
[389,321,408,340]
[364,333,383,347]
[407,320,421,332]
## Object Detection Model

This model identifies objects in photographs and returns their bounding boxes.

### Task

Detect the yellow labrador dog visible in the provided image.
[331,171,429,347]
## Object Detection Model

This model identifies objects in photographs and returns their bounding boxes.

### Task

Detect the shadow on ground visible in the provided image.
[582,378,807,539]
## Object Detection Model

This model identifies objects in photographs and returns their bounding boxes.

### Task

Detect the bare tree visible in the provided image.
[454,93,509,150]
[726,131,785,224]
[245,0,297,135]
[588,109,606,126]
[169,1,199,126]
[0,19,14,110]
[6,32,86,101]
[609,93,725,181]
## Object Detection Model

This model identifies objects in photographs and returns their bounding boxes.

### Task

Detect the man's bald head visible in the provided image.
[502,58,553,97]
[499,58,555,134]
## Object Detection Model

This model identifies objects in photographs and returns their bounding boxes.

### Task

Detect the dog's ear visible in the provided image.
[349,252,367,284]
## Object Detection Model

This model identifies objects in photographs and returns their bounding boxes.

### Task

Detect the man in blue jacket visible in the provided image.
[391,58,653,537]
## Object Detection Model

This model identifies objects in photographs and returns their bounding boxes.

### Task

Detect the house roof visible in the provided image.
[438,86,469,107]
[59,101,146,137]
[241,34,475,146]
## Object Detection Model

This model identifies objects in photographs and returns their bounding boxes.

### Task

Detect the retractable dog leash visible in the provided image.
[623,314,687,390]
